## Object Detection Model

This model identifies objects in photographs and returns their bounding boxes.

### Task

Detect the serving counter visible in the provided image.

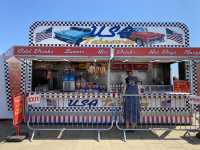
[26,91,192,124]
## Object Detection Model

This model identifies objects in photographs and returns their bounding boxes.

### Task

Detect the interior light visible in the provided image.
[150,59,160,62]
[122,59,128,62]
[64,59,69,62]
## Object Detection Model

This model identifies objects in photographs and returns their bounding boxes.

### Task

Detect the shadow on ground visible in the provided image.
[0,119,200,144]
[181,135,200,145]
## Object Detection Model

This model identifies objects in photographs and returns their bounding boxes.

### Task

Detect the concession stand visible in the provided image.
[5,46,200,126]
[10,46,118,126]
[2,21,200,136]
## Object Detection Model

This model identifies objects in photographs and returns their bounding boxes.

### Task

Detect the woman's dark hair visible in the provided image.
[126,70,133,75]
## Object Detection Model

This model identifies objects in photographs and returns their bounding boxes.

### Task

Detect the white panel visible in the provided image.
[0,55,12,118]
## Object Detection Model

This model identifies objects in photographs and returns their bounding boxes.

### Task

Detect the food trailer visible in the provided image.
[2,21,200,140]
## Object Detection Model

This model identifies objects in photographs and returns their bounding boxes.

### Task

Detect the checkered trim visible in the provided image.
[190,60,200,111]
[4,58,32,111]
[20,59,32,94]
[185,61,190,81]
[29,21,190,47]
[28,106,121,112]
[4,60,12,111]
[29,92,121,98]
[191,60,198,95]
[20,59,26,94]
[141,107,190,112]
[26,59,32,93]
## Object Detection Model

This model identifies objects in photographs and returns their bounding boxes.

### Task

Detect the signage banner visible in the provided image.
[30,97,114,108]
[13,95,24,127]
[111,63,148,71]
[13,46,200,58]
[190,95,200,105]
[30,95,188,110]
[173,80,190,93]
[114,47,200,57]
[14,46,110,57]
[29,21,189,47]
[140,95,188,108]
[27,94,41,105]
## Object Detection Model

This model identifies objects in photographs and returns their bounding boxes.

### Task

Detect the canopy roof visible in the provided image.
[6,46,200,61]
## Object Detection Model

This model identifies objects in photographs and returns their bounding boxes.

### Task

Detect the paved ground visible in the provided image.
[0,120,200,150]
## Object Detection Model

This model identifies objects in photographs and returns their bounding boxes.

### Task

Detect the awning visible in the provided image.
[7,46,200,61]
[114,47,200,60]
[11,46,111,61]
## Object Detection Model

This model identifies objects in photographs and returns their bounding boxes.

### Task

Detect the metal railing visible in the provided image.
[111,84,173,93]
[116,93,200,141]
[25,92,119,141]
[140,85,173,93]
[25,92,200,141]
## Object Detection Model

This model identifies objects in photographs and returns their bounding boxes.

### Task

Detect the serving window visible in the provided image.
[109,60,188,93]
[32,60,108,92]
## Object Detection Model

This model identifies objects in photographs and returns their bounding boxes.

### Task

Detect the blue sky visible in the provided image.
[0,0,200,53]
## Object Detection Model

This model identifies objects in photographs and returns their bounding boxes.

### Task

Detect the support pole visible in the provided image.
[30,130,35,142]
[107,60,111,92]
[57,129,65,139]
[123,130,127,142]
[97,131,101,142]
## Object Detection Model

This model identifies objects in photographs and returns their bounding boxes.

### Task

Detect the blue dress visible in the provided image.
[124,77,140,124]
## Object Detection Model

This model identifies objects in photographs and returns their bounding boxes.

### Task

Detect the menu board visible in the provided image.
[173,80,190,93]
[111,63,148,71]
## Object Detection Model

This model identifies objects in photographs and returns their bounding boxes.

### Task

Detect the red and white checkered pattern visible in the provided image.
[140,115,192,124]
[28,115,113,124]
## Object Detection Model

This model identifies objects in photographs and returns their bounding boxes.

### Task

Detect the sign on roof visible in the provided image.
[114,47,200,57]
[13,46,110,57]
[29,21,189,47]
[13,46,200,58]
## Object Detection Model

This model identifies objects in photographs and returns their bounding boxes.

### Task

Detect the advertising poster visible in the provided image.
[13,95,24,127]
[173,80,190,93]
[29,21,189,47]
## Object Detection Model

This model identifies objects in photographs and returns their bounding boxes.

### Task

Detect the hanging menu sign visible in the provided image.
[173,80,190,93]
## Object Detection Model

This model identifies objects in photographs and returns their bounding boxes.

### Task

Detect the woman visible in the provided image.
[47,69,53,90]
[123,71,140,128]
